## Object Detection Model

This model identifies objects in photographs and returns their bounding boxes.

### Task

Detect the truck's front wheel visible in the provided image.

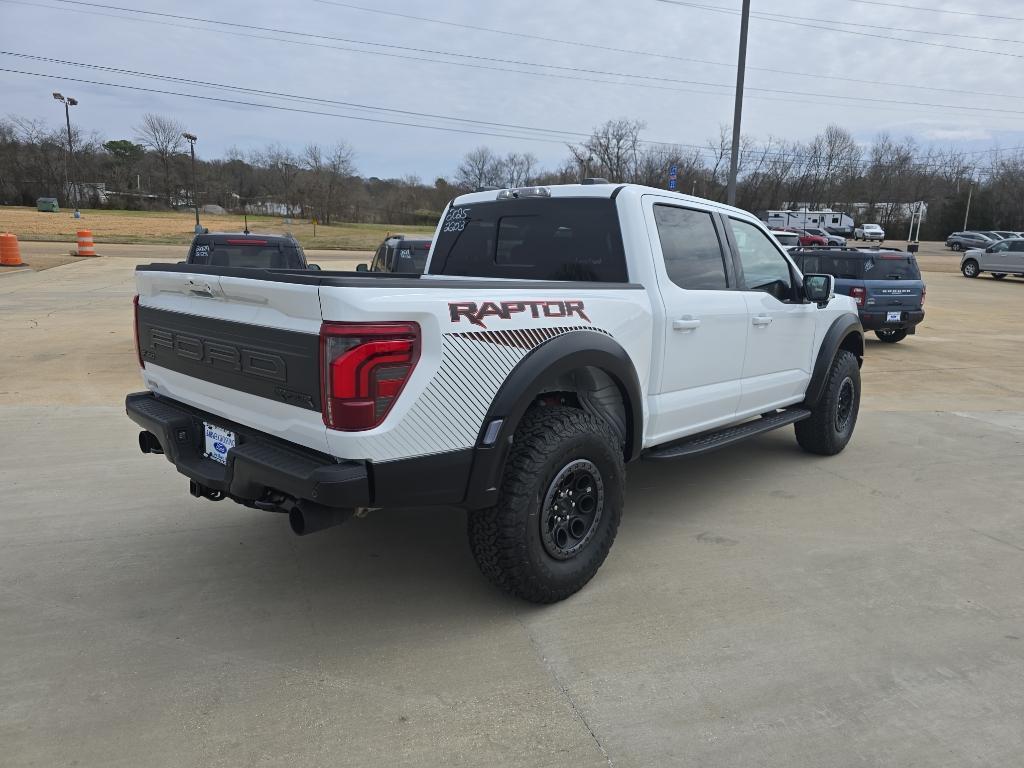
[795,350,861,456]
[467,406,624,603]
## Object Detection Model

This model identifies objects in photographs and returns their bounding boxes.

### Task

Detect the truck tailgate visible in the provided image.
[135,267,329,453]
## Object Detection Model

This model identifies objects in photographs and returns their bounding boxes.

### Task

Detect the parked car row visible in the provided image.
[945,230,1024,252]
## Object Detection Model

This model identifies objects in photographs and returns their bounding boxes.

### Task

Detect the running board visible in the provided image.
[644,408,812,461]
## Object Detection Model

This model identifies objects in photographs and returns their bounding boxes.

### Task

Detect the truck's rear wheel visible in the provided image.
[795,350,860,456]
[467,405,624,603]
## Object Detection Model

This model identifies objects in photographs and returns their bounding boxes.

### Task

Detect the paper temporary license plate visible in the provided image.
[886,311,902,323]
[203,423,235,465]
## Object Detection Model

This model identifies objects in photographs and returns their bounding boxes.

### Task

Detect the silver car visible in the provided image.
[961,238,1024,280]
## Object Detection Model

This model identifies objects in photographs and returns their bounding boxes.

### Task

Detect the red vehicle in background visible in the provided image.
[783,227,828,247]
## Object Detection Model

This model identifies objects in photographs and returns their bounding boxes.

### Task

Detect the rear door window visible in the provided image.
[652,205,729,290]
[429,198,628,282]
[819,256,863,279]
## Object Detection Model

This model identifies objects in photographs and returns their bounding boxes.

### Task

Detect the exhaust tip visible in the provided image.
[138,431,163,455]
[288,507,307,536]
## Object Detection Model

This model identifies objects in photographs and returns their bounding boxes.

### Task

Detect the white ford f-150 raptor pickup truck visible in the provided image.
[127,183,864,603]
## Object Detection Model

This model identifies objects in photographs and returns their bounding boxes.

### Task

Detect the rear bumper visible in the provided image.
[859,309,925,331]
[125,392,475,511]
[126,392,370,509]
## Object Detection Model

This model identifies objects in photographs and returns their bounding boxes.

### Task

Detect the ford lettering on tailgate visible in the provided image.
[137,306,320,410]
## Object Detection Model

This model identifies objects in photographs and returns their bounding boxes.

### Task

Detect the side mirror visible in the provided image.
[803,273,835,305]
[307,263,321,271]
[355,263,369,272]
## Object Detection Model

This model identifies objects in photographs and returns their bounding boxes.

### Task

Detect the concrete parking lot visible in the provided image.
[1,250,1022,767]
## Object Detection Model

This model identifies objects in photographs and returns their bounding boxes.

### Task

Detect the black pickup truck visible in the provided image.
[186,232,316,269]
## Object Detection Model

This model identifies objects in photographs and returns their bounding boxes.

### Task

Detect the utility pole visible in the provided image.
[726,0,751,207]
[52,92,78,208]
[182,132,201,233]
[963,179,974,231]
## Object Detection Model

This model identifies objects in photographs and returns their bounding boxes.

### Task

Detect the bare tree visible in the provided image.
[135,113,185,205]
[455,146,503,190]
[500,152,538,187]
[568,119,645,182]
[304,140,356,223]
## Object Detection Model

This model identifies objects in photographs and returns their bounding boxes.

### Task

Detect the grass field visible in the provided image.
[0,207,435,250]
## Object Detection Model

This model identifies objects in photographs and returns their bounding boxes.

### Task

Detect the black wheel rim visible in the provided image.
[835,376,855,433]
[540,459,604,560]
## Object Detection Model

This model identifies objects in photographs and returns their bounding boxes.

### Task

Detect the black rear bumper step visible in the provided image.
[643,408,811,461]
[126,392,370,509]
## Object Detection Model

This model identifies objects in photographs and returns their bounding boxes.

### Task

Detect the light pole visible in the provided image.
[726,0,751,207]
[182,132,201,233]
[52,92,78,208]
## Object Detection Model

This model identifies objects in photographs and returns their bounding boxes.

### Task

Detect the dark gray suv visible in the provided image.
[946,231,998,252]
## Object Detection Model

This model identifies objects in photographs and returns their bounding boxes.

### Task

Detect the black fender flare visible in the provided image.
[462,330,643,509]
[804,315,864,409]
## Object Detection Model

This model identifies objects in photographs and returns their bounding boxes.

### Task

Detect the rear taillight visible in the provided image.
[850,287,866,308]
[320,322,420,431]
[133,295,144,368]
[921,286,926,306]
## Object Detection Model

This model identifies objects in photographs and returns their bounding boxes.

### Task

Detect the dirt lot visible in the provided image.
[1,255,1021,767]
[0,206,434,250]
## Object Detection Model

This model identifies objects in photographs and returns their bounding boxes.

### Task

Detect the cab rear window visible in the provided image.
[429,198,628,282]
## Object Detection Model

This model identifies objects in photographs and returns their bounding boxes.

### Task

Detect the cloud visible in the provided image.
[922,127,994,142]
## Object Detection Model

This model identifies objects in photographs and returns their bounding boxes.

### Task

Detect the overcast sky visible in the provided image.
[2,0,1022,179]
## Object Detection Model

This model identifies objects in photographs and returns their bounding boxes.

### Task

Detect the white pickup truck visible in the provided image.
[128,183,864,602]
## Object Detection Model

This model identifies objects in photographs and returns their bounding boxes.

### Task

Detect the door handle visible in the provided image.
[752,315,773,326]
[186,279,217,298]
[672,316,701,331]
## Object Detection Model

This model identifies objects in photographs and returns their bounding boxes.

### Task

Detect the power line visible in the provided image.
[657,0,1024,59]
[314,0,1024,101]
[1,62,995,172]
[0,67,590,145]
[0,51,590,141]
[11,0,1024,122]
[749,6,1024,45]
[835,0,1024,22]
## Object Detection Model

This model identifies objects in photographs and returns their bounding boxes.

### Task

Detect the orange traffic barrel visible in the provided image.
[0,232,25,267]
[76,229,97,257]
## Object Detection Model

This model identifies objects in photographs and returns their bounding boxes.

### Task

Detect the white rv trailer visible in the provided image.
[765,209,855,235]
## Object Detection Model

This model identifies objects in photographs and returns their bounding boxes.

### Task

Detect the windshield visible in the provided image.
[393,242,430,272]
[429,197,628,282]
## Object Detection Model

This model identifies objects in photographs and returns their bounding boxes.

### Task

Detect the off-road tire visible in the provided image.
[961,259,979,278]
[875,328,908,343]
[795,350,860,456]
[467,406,624,603]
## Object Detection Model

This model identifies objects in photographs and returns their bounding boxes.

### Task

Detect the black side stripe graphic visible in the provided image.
[449,326,612,349]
